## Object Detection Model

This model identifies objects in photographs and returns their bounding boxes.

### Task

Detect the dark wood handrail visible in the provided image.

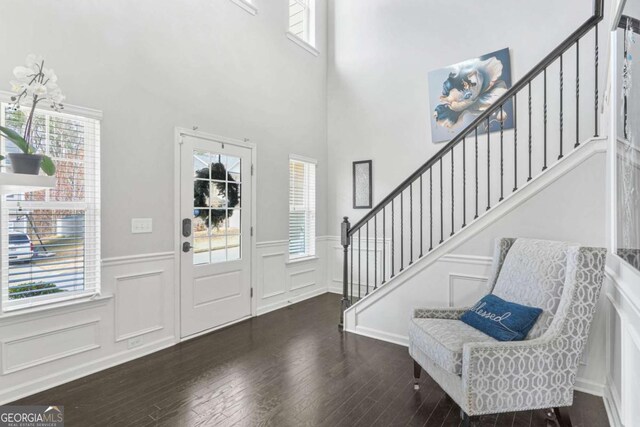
[347,0,604,236]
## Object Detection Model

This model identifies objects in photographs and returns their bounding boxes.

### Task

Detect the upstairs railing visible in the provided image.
[339,0,604,326]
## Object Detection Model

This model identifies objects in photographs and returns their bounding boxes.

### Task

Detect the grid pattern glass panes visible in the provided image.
[289,0,311,42]
[193,151,242,265]
[289,158,315,259]
[1,104,100,311]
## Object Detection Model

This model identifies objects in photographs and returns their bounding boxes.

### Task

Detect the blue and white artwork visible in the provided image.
[428,48,513,143]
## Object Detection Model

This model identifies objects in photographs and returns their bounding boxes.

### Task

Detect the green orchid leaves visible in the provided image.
[0,125,56,176]
[40,155,56,176]
[0,125,27,149]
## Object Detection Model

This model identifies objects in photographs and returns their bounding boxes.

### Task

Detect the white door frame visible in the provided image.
[173,127,258,341]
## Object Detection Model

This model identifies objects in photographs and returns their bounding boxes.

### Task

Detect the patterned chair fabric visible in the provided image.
[408,318,496,375]
[492,239,569,339]
[408,238,607,416]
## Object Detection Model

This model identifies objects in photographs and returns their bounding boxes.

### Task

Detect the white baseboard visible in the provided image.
[0,336,176,405]
[256,286,329,316]
[603,375,623,427]
[574,377,605,397]
[354,325,409,347]
[328,286,343,295]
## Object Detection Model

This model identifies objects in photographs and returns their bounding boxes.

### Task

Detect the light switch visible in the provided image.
[131,218,153,234]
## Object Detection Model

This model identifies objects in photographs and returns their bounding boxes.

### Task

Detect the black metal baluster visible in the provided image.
[475,128,479,219]
[528,81,532,181]
[439,158,444,244]
[514,94,518,191]
[450,148,455,236]
[391,199,395,278]
[420,174,423,257]
[409,183,413,265]
[374,214,377,289]
[358,229,362,300]
[487,117,491,211]
[366,222,369,295]
[595,24,599,137]
[400,191,404,272]
[499,104,504,201]
[575,39,580,148]
[559,54,564,159]
[429,167,433,250]
[543,69,548,170]
[462,136,466,227]
[382,207,386,284]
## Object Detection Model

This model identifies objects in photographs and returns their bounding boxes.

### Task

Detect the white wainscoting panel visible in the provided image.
[256,238,329,315]
[0,252,177,405]
[328,236,391,295]
[350,253,492,339]
[2,319,101,374]
[260,251,287,298]
[290,268,316,291]
[114,270,165,342]
[448,273,488,307]
[603,261,640,427]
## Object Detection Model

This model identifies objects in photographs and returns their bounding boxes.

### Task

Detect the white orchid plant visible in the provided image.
[0,54,63,175]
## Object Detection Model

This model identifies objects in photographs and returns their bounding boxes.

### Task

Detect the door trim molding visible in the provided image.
[174,127,258,339]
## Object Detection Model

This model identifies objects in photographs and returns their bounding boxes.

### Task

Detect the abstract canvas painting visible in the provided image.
[428,48,513,143]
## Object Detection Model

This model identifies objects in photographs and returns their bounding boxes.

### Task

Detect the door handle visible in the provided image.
[182,242,192,253]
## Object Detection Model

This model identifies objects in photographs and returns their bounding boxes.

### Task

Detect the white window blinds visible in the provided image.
[289,0,315,45]
[289,156,316,259]
[1,103,101,311]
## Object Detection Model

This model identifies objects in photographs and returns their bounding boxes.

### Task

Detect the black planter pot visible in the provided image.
[8,153,44,175]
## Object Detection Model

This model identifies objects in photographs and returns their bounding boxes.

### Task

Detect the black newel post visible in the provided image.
[339,216,351,329]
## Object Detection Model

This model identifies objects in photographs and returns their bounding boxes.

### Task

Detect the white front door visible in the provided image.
[179,133,253,338]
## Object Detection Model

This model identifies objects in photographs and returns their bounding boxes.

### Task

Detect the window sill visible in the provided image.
[286,32,319,57]
[0,293,113,322]
[230,0,257,15]
[287,255,319,265]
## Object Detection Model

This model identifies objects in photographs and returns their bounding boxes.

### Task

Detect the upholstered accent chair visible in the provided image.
[409,238,606,427]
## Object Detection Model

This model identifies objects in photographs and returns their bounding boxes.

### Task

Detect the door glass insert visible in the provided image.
[192,150,242,264]
[616,15,640,272]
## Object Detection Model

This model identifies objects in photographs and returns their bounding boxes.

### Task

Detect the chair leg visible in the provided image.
[553,407,573,427]
[413,359,421,390]
[461,412,476,427]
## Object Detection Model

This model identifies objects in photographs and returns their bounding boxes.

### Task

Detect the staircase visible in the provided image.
[338,0,604,327]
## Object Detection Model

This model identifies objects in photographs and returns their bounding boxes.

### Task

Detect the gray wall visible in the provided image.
[327,0,595,235]
[0,0,328,258]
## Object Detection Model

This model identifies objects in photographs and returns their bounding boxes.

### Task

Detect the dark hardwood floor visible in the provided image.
[13,293,609,426]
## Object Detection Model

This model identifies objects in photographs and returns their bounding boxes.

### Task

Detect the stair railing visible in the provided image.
[340,0,604,327]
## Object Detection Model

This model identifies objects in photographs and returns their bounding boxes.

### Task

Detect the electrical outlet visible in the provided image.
[131,218,152,234]
[127,336,143,349]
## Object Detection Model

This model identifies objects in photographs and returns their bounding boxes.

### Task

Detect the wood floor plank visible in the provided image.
[10,294,609,427]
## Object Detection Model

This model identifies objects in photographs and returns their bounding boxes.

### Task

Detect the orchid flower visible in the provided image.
[0,54,63,175]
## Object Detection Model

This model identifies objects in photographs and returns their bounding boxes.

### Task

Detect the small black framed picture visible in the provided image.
[353,160,372,209]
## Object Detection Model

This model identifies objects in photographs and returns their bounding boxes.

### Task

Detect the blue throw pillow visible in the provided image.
[460,294,543,341]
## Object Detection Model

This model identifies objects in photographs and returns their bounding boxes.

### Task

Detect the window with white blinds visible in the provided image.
[0,103,101,311]
[288,0,315,45]
[289,156,316,260]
